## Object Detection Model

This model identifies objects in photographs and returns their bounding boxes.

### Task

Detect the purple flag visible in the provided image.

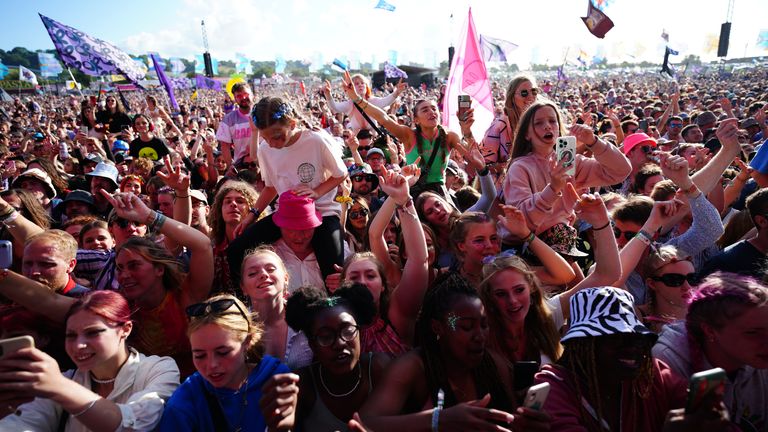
[151,54,178,111]
[384,62,408,79]
[195,74,222,91]
[39,14,146,87]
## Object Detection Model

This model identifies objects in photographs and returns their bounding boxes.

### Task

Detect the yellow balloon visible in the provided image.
[226,74,247,100]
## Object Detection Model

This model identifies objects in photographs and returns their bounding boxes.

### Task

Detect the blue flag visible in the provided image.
[668,48,679,55]
[375,0,395,11]
[0,62,8,79]
[38,53,63,77]
[151,54,178,111]
[332,58,348,71]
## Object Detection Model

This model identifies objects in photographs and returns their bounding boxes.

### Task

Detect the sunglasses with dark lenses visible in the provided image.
[650,273,698,287]
[358,146,371,151]
[185,298,249,325]
[114,218,145,229]
[351,174,369,182]
[613,227,637,241]
[349,209,370,219]
[314,324,360,347]
[640,146,654,154]
[519,88,539,98]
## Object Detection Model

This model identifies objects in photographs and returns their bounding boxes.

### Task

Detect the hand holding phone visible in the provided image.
[0,240,12,269]
[556,136,577,176]
[523,382,550,411]
[457,95,471,122]
[685,368,726,414]
[0,335,34,359]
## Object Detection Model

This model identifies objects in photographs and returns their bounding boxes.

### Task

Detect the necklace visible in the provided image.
[90,374,116,384]
[319,363,362,398]
[215,373,249,432]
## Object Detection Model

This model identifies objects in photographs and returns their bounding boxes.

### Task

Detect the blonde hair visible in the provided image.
[240,246,289,287]
[26,229,78,261]
[187,294,265,363]
[642,244,692,277]
[479,255,563,363]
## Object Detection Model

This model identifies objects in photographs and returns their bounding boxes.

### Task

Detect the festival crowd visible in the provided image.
[0,64,767,431]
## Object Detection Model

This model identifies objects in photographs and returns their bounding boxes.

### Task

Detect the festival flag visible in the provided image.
[151,54,179,111]
[210,58,219,75]
[195,74,222,91]
[757,30,768,50]
[117,88,131,111]
[275,56,287,74]
[236,53,252,74]
[577,49,588,67]
[194,55,205,74]
[660,47,676,78]
[169,58,186,76]
[384,62,408,79]
[374,0,396,12]
[557,66,567,82]
[19,66,38,86]
[443,8,494,138]
[332,58,348,71]
[388,50,398,65]
[0,62,8,79]
[147,52,165,71]
[299,81,306,96]
[65,80,81,90]
[581,0,614,39]
[594,0,612,10]
[479,35,518,63]
[39,14,146,87]
[38,52,63,77]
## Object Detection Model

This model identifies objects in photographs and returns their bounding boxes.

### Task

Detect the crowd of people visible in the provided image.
[0,64,766,431]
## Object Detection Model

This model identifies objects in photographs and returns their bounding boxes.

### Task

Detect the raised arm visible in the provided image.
[0,196,45,244]
[690,118,741,194]
[323,80,352,114]
[340,71,413,145]
[100,190,214,305]
[380,171,429,345]
[0,270,75,323]
[157,156,192,226]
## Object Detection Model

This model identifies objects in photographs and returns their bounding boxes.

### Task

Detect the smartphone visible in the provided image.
[556,136,577,176]
[685,368,726,414]
[513,361,540,391]
[457,95,471,121]
[80,125,88,135]
[0,335,34,359]
[121,125,130,132]
[639,119,649,133]
[523,382,550,411]
[0,240,12,269]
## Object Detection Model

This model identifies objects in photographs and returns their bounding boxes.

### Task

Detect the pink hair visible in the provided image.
[65,291,132,326]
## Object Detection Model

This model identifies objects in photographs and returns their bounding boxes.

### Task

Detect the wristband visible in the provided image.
[591,221,611,231]
[634,230,654,245]
[477,167,490,176]
[353,97,363,104]
[72,399,98,418]
[1,211,19,225]
[396,198,414,209]
[432,389,444,432]
[249,207,262,218]
[587,135,599,147]
[154,213,168,230]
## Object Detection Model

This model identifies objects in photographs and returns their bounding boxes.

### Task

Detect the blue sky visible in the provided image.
[3,0,767,68]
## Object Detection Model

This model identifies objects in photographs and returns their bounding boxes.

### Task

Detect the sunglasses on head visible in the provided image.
[349,208,369,219]
[650,273,698,287]
[519,88,539,98]
[313,323,360,347]
[613,227,637,241]
[185,298,250,327]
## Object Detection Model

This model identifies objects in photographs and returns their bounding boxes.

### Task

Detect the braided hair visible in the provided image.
[415,272,512,410]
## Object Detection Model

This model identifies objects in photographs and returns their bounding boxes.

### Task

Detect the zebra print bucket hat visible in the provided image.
[561,287,656,343]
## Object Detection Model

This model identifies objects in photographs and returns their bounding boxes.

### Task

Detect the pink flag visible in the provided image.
[443,8,494,138]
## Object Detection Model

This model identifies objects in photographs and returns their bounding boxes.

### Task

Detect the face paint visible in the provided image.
[446,313,460,331]
[324,296,341,307]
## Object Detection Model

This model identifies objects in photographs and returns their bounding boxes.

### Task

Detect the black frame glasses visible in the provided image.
[349,209,370,219]
[613,227,637,241]
[313,324,360,347]
[185,298,250,330]
[519,88,539,98]
[351,174,369,183]
[113,218,145,229]
[651,273,698,287]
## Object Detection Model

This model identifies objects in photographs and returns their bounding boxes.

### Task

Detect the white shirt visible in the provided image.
[274,238,352,294]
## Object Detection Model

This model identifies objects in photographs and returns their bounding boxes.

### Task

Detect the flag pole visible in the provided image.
[552,47,569,100]
[67,68,83,97]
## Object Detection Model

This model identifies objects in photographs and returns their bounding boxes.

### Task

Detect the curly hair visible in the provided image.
[285,282,377,337]
[478,255,563,363]
[207,181,259,245]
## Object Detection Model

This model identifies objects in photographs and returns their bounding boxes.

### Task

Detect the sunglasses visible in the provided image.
[313,323,359,347]
[613,227,637,241]
[650,273,698,287]
[113,218,145,229]
[640,146,654,154]
[669,123,683,128]
[519,88,539,98]
[351,174,370,182]
[358,146,371,151]
[185,298,250,329]
[349,208,369,219]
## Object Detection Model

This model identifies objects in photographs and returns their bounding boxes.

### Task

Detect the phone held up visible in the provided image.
[556,136,577,176]
[0,240,12,270]
[685,367,726,414]
[0,335,34,359]
[457,95,471,122]
[523,382,550,411]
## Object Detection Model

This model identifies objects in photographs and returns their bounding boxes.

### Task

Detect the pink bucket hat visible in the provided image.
[622,132,657,155]
[273,191,322,231]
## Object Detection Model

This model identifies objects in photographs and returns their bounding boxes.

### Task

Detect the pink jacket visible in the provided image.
[503,141,631,233]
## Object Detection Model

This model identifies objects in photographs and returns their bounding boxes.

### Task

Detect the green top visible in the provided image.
[406,127,448,185]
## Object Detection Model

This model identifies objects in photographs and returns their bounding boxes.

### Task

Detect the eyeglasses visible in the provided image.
[358,146,371,151]
[519,88,539,98]
[313,323,360,347]
[351,174,369,182]
[613,227,638,241]
[349,208,369,219]
[669,123,683,128]
[185,298,250,328]
[650,273,698,287]
[640,146,654,154]
[113,218,146,229]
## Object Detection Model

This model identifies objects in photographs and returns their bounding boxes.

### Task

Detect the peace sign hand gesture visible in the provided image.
[341,71,361,101]
[156,156,190,192]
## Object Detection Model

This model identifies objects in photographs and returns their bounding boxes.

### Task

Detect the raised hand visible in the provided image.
[548,154,571,194]
[497,205,531,239]
[100,190,152,223]
[400,157,421,187]
[379,170,410,205]
[574,192,610,228]
[715,118,739,155]
[659,153,692,188]
[644,198,685,233]
[458,107,475,135]
[341,71,361,101]
[156,156,190,191]
[394,78,408,95]
[464,142,486,173]
[570,123,596,147]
